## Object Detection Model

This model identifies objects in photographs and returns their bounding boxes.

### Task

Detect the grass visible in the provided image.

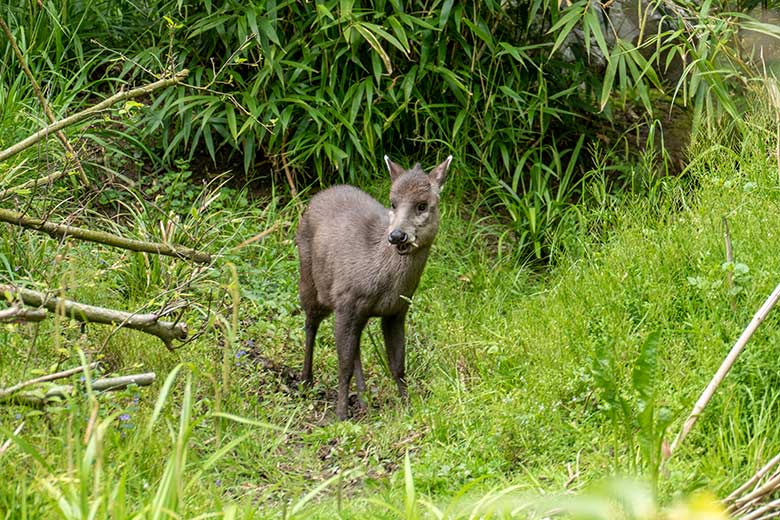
[3,103,780,518]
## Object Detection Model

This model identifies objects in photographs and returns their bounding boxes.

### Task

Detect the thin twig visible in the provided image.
[0,207,211,264]
[0,170,66,200]
[0,16,89,186]
[2,285,188,348]
[0,70,189,163]
[670,283,780,455]
[231,221,282,251]
[280,133,300,205]
[0,422,24,455]
[0,362,99,399]
[727,454,780,503]
[740,497,780,520]
[723,217,736,311]
[735,473,780,511]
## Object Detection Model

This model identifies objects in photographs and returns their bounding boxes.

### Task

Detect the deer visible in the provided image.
[295,154,453,419]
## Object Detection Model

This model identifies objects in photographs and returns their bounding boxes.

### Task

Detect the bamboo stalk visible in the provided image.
[670,283,780,455]
[2,285,188,348]
[0,207,211,264]
[0,16,89,186]
[0,70,188,163]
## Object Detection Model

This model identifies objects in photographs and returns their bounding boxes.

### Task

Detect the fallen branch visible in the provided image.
[0,70,189,163]
[0,207,211,264]
[0,304,47,323]
[670,283,780,456]
[2,285,188,348]
[0,170,65,200]
[0,362,99,400]
[0,372,156,407]
[0,16,89,186]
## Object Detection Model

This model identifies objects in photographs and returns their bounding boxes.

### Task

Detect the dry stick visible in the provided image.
[2,285,188,348]
[89,372,155,391]
[741,497,780,520]
[231,221,282,251]
[0,207,211,264]
[735,473,780,512]
[0,16,89,187]
[0,362,99,399]
[727,454,780,503]
[670,283,780,455]
[0,305,47,323]
[0,70,189,163]
[0,422,24,455]
[0,170,65,200]
[279,133,300,207]
[724,217,737,312]
[0,372,156,407]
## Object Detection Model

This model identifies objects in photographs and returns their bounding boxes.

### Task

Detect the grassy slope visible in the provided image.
[2,110,780,517]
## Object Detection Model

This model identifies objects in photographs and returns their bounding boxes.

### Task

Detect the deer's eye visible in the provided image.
[390,201,396,210]
[417,202,428,213]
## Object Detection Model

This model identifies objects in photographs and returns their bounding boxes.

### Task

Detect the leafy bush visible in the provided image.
[3,0,778,260]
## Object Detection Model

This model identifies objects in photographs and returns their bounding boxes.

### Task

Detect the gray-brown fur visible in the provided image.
[296,154,453,419]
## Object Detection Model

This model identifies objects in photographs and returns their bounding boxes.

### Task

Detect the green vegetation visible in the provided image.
[2,0,776,259]
[3,0,780,518]
[2,97,780,516]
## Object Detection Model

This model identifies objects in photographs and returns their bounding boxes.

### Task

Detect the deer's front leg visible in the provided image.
[381,312,408,400]
[334,310,368,419]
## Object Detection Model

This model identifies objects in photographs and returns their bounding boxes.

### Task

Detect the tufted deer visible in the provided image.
[296,154,453,419]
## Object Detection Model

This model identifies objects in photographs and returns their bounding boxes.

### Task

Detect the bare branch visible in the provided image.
[0,170,66,200]
[670,283,780,455]
[0,362,99,400]
[0,207,211,264]
[231,221,282,251]
[0,305,47,323]
[0,372,156,407]
[2,285,188,348]
[0,15,89,186]
[0,70,189,163]
[91,372,156,391]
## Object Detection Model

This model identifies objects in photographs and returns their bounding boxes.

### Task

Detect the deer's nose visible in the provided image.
[388,229,408,245]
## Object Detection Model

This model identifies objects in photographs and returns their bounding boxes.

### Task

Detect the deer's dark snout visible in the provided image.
[388,229,408,245]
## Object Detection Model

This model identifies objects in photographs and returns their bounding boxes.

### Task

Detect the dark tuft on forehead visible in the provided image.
[408,162,425,175]
[391,170,434,197]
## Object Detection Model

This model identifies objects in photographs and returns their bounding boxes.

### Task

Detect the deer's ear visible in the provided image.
[384,155,406,182]
[429,155,452,187]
